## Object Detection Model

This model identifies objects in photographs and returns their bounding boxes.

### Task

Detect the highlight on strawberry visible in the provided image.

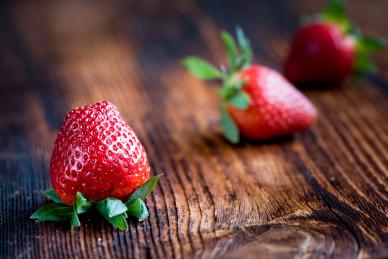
[182,28,317,143]
[31,101,160,230]
[284,0,385,85]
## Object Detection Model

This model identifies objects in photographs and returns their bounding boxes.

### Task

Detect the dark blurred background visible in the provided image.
[1,0,386,147]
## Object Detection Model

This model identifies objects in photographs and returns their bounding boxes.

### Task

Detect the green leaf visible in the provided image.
[236,27,253,68]
[228,92,250,109]
[107,214,128,231]
[219,76,247,100]
[31,203,73,222]
[71,208,81,228]
[358,38,386,53]
[229,80,246,90]
[219,86,237,100]
[182,56,223,80]
[347,24,361,38]
[137,202,149,221]
[223,76,246,90]
[323,0,346,20]
[353,36,385,75]
[126,198,142,215]
[96,198,127,218]
[220,105,239,143]
[126,197,149,221]
[75,192,93,214]
[322,0,350,31]
[221,31,239,71]
[107,198,128,218]
[354,53,377,75]
[127,175,161,202]
[44,189,63,204]
[96,200,128,230]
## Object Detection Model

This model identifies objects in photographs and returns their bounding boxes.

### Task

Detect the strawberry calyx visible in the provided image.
[182,27,253,143]
[31,175,161,230]
[319,0,385,74]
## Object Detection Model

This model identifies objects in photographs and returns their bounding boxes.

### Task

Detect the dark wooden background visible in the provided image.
[1,0,387,258]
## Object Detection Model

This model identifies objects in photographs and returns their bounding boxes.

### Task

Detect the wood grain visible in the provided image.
[0,0,387,258]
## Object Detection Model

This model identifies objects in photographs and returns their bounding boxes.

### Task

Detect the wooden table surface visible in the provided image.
[1,0,387,258]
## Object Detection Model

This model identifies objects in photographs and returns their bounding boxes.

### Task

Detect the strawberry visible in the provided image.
[50,101,150,205]
[183,27,317,143]
[228,65,316,140]
[31,101,160,230]
[284,0,385,85]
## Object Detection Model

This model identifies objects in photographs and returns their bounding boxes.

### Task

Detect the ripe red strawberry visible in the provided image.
[50,101,150,206]
[284,22,355,84]
[228,65,316,140]
[183,27,317,143]
[31,101,160,230]
[284,0,385,85]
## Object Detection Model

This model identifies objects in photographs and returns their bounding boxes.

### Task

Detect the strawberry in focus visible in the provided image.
[50,101,150,206]
[32,101,160,230]
[183,27,317,143]
[284,0,385,85]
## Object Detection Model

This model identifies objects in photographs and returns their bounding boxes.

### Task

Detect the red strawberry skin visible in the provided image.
[284,22,356,85]
[228,65,317,140]
[50,101,150,206]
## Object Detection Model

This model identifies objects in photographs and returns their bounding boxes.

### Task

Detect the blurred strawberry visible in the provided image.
[284,0,385,85]
[228,65,316,140]
[183,28,317,143]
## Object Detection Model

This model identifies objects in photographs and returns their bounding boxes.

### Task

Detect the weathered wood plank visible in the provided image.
[1,0,387,258]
